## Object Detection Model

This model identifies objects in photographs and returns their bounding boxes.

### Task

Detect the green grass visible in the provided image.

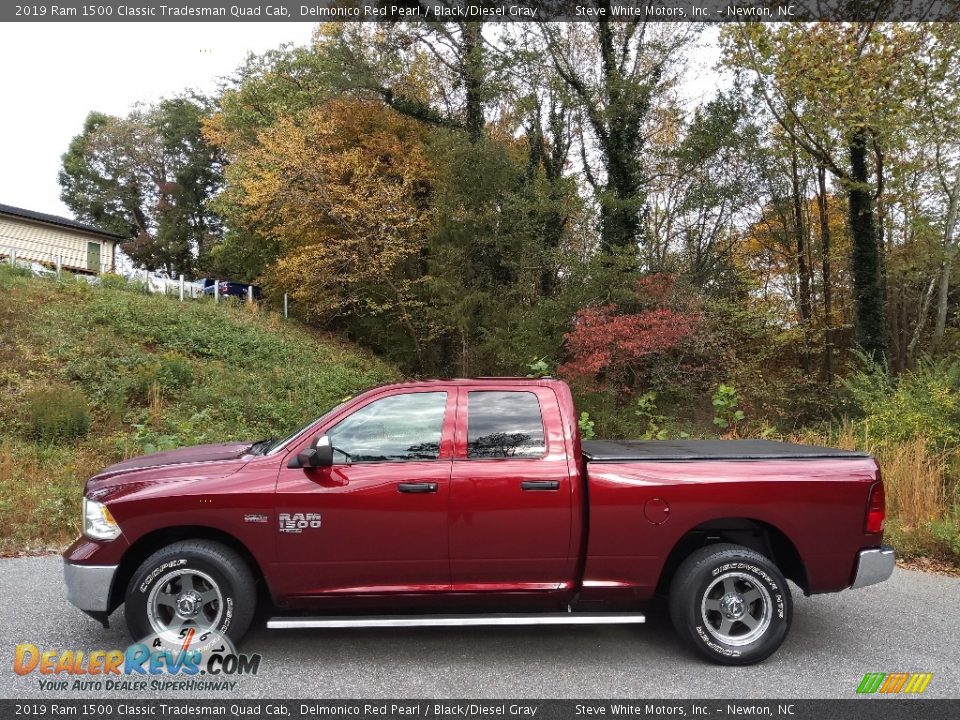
[0,266,398,551]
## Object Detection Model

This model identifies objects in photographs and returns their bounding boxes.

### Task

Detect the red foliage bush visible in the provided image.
[558,273,703,392]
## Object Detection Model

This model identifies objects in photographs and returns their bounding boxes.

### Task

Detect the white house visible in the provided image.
[0,203,123,275]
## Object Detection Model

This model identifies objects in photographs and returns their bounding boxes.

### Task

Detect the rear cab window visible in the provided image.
[466,391,546,459]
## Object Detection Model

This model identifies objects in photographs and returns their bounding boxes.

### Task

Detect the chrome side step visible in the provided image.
[267,611,645,629]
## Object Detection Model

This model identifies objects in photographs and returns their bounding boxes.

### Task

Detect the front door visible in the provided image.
[448,387,575,591]
[274,390,454,597]
[86,242,101,273]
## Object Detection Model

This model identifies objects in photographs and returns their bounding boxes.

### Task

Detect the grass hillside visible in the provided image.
[0,266,398,552]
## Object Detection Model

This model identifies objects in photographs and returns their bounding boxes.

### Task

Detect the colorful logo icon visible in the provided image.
[857,672,933,694]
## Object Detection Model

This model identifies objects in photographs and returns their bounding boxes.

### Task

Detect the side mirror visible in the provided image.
[289,435,334,469]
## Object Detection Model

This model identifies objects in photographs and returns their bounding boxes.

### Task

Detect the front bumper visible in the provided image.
[851,546,895,589]
[63,560,118,614]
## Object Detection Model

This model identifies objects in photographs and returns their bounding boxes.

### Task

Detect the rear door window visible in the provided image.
[466,391,546,459]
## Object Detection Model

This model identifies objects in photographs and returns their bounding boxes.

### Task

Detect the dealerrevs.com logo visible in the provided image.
[856,672,933,695]
[13,628,261,692]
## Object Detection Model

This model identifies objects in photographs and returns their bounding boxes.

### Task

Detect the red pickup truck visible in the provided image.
[64,378,893,665]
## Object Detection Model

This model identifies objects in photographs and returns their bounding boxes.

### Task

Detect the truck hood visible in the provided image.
[86,441,254,493]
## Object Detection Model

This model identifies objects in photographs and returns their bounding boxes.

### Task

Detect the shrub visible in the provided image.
[527,357,552,378]
[843,356,960,451]
[24,386,90,443]
[0,264,34,283]
[558,274,703,393]
[578,412,596,440]
[635,391,669,440]
[712,383,746,435]
[100,273,148,293]
[129,352,194,400]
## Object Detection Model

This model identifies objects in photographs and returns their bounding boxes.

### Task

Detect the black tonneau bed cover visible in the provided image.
[582,439,869,462]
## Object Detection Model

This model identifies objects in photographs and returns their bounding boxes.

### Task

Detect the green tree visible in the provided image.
[542,18,696,253]
[424,131,581,375]
[59,97,224,276]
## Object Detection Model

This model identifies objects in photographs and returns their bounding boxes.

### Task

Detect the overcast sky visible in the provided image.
[0,23,721,221]
[0,23,315,217]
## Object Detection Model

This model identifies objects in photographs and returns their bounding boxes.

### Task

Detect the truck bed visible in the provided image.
[581,438,869,462]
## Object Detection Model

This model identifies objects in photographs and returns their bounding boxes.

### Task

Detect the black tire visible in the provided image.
[668,543,792,666]
[124,540,256,646]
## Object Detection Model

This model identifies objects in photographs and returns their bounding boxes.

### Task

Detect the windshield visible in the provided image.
[264,398,353,456]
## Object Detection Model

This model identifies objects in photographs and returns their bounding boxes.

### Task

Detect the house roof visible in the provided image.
[0,202,126,241]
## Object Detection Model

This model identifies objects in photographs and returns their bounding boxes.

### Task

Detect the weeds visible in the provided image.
[0,264,398,552]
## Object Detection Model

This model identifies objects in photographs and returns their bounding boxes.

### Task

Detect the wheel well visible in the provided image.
[655,518,807,595]
[109,526,271,613]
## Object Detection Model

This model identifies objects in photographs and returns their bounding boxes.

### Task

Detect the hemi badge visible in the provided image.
[244,513,269,523]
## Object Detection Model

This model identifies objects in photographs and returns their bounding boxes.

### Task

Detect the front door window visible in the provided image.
[327,391,447,463]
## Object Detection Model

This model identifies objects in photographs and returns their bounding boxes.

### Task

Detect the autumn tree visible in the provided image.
[723,22,921,361]
[903,25,960,356]
[220,98,435,364]
[309,21,510,142]
[643,90,762,295]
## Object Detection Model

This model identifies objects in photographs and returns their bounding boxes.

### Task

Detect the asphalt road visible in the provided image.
[0,555,957,699]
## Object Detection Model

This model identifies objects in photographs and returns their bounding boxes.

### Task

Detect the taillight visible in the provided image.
[866,482,885,534]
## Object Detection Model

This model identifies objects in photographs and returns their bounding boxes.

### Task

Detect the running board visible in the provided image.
[267,612,645,629]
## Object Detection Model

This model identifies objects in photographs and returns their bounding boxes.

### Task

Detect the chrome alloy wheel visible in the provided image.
[700,571,772,646]
[146,568,223,640]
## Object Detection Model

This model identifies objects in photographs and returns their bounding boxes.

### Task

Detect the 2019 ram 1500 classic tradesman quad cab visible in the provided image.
[64,378,894,665]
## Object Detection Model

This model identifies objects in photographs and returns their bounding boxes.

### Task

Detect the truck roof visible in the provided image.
[582,439,870,462]
[378,377,564,389]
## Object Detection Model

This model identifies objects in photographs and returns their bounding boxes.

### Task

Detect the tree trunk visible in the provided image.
[906,275,936,365]
[931,166,960,353]
[791,147,812,373]
[596,14,647,253]
[847,127,887,361]
[889,281,902,374]
[461,23,485,143]
[816,166,834,382]
[932,255,954,353]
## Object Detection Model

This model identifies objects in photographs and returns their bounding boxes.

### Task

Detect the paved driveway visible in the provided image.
[1,556,957,699]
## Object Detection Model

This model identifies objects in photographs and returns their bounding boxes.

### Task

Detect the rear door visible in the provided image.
[448,386,575,591]
[274,389,455,597]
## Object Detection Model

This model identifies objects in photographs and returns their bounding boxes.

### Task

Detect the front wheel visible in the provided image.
[669,543,792,665]
[124,540,256,647]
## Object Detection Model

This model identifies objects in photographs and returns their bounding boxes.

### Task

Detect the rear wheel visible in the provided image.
[124,540,256,646]
[669,543,792,665]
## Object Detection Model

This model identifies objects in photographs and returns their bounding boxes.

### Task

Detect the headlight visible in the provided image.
[83,497,121,541]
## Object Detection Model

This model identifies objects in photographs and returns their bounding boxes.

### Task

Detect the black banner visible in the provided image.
[4,0,960,23]
[2,700,959,720]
